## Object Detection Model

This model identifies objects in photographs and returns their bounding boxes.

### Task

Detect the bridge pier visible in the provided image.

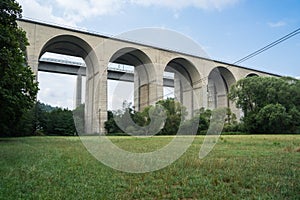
[75,74,82,108]
[134,64,164,111]
[174,73,199,118]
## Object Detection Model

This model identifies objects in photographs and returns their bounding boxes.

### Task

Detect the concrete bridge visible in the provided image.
[17,19,279,134]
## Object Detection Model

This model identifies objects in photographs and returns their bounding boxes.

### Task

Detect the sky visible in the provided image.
[17,0,300,110]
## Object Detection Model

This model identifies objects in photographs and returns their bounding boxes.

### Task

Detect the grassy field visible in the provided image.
[0,135,299,199]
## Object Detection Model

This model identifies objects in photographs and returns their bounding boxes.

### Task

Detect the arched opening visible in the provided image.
[108,47,155,112]
[164,58,202,117]
[38,35,100,134]
[246,73,259,78]
[38,52,86,109]
[207,67,236,109]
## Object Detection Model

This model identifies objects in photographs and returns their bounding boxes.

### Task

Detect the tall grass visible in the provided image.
[0,135,299,199]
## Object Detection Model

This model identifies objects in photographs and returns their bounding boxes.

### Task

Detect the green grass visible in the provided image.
[0,135,299,199]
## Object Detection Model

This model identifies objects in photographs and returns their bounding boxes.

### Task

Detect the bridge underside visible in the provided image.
[38,61,174,87]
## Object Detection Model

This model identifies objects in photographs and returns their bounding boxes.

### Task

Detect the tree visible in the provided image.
[0,0,38,136]
[105,110,124,135]
[229,76,300,133]
[154,98,187,135]
[255,104,291,134]
[104,99,220,135]
[45,108,76,136]
[105,98,187,135]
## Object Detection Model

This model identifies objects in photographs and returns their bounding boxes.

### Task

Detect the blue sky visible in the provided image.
[17,0,300,109]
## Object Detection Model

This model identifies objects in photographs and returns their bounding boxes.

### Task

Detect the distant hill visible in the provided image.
[37,101,60,112]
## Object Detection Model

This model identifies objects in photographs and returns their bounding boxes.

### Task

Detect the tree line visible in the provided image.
[10,102,77,136]
[105,99,239,136]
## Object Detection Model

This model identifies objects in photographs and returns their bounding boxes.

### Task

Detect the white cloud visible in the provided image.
[18,0,122,26]
[37,72,76,109]
[18,0,239,27]
[130,0,239,11]
[18,0,78,26]
[268,21,286,28]
[108,80,134,111]
[54,0,122,25]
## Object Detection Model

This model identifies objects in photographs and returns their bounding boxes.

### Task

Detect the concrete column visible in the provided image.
[202,78,209,109]
[207,80,217,110]
[153,66,164,103]
[192,82,202,112]
[174,73,182,102]
[75,74,82,108]
[149,82,163,104]
[84,59,100,134]
[174,73,195,118]
[134,65,163,111]
[29,60,39,77]
[217,94,227,108]
[85,74,94,134]
[98,69,108,135]
[148,65,164,105]
[135,80,162,111]
[182,88,193,119]
[139,84,149,111]
[134,70,140,111]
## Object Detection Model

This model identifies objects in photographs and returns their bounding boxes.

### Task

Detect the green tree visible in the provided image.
[155,98,186,135]
[229,76,300,133]
[105,110,124,135]
[13,105,36,136]
[45,108,76,136]
[0,0,38,136]
[255,104,291,134]
[105,98,187,135]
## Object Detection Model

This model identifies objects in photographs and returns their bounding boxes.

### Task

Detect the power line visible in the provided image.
[233,27,300,65]
[191,26,300,86]
[135,24,300,106]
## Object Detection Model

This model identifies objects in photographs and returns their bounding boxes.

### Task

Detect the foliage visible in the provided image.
[15,102,77,136]
[44,108,76,136]
[105,99,218,135]
[105,110,124,135]
[0,0,39,136]
[180,107,211,135]
[255,103,291,134]
[105,98,186,135]
[156,98,186,135]
[13,105,37,136]
[229,76,300,133]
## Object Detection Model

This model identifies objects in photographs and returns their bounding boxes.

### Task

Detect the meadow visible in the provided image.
[0,135,299,199]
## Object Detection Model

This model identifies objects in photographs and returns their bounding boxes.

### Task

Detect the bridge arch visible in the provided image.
[108,47,156,111]
[164,57,202,117]
[246,73,259,78]
[39,34,98,74]
[39,34,101,133]
[207,67,236,109]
